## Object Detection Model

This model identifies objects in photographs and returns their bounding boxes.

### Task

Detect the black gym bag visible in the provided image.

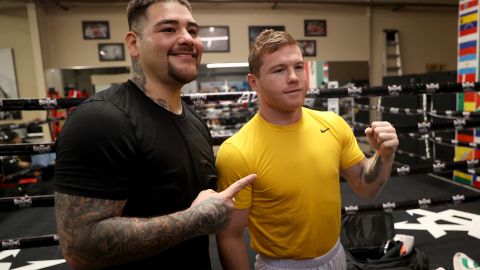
[340,212,429,270]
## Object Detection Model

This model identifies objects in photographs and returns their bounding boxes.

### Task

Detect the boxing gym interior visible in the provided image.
[0,0,479,269]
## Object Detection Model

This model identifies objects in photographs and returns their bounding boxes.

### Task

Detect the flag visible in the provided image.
[453,170,473,185]
[455,145,475,161]
[459,40,477,56]
[474,129,480,143]
[460,0,479,12]
[460,10,478,25]
[458,73,476,82]
[473,174,480,188]
[460,21,478,36]
[460,91,477,112]
[457,129,475,143]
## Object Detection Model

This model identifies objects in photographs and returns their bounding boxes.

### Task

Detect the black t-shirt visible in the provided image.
[54,80,217,269]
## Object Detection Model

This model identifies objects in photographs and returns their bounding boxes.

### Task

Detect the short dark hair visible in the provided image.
[248,29,298,77]
[127,0,192,34]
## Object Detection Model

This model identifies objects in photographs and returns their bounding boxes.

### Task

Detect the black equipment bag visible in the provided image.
[340,212,429,270]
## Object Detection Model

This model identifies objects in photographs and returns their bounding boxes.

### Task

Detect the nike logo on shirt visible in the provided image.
[321,128,330,133]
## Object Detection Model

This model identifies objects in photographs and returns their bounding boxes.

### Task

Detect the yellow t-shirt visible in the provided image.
[216,108,365,259]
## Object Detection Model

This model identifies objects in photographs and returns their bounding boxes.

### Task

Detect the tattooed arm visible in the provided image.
[55,174,256,270]
[341,121,398,198]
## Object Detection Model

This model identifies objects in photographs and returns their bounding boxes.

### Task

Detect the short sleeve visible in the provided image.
[336,114,365,170]
[54,100,138,200]
[215,142,252,209]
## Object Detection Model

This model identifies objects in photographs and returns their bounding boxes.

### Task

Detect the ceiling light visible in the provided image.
[206,62,249,68]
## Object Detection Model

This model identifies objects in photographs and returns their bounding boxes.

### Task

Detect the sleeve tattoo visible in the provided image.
[55,192,231,268]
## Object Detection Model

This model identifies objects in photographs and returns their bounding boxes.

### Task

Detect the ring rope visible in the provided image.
[342,193,480,215]
[2,157,479,211]
[2,193,479,250]
[0,195,55,210]
[0,234,59,251]
[350,118,480,137]
[1,116,479,153]
[0,143,55,156]
[344,102,480,119]
[181,82,479,101]
[430,136,480,149]
[357,138,430,160]
[0,83,477,112]
[392,159,480,176]
[0,98,85,111]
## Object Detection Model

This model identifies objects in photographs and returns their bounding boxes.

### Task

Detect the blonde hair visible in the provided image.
[248,29,298,76]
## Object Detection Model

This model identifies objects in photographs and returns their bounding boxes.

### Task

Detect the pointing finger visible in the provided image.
[220,174,256,199]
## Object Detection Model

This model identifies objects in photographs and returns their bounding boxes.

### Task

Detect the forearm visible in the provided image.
[216,231,249,270]
[56,193,228,270]
[361,152,395,197]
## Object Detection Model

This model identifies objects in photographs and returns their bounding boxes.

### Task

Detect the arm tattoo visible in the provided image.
[55,193,230,268]
[130,58,146,92]
[363,154,383,184]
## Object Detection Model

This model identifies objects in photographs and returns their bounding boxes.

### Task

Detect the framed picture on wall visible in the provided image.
[199,26,230,52]
[304,19,326,37]
[82,21,110,40]
[297,40,316,57]
[248,25,285,48]
[98,43,125,61]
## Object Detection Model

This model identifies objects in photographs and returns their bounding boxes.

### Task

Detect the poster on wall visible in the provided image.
[0,48,21,120]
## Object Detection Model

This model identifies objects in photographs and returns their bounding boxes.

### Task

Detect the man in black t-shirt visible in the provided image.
[54,1,256,269]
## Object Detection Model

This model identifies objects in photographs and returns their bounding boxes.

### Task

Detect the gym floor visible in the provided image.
[0,173,479,269]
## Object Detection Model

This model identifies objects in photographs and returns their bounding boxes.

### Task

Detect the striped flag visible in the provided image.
[457,92,477,112]
[458,73,476,82]
[454,170,474,185]
[460,10,478,25]
[457,129,475,142]
[460,21,478,37]
[455,146,475,161]
[460,0,479,12]
[459,40,477,58]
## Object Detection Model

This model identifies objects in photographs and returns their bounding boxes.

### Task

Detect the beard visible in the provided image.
[168,61,199,84]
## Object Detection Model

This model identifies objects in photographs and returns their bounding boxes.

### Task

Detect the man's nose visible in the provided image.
[178,29,195,46]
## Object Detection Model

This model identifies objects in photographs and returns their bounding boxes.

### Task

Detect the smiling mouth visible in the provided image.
[171,52,197,58]
[285,89,302,94]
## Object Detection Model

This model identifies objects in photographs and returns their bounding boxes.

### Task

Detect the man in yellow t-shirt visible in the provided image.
[216,29,399,270]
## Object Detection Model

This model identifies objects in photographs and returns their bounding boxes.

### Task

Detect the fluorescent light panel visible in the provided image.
[206,62,249,68]
[200,36,229,42]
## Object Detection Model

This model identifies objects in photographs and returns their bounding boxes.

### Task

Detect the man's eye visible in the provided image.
[189,29,199,36]
[162,28,175,33]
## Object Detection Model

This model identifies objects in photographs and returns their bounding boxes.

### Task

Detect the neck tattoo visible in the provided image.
[147,96,170,110]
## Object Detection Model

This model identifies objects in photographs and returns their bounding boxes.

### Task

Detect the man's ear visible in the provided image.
[247,73,258,92]
[125,31,140,57]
